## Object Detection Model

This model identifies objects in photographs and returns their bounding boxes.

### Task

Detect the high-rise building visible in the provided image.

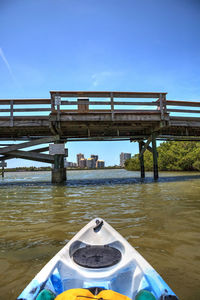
[120,152,131,167]
[65,161,77,168]
[79,158,87,168]
[91,155,98,163]
[86,158,96,168]
[77,153,84,167]
[96,160,105,168]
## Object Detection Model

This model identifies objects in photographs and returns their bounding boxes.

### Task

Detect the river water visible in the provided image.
[0,169,199,300]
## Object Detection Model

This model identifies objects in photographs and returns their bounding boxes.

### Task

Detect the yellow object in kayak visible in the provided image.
[55,288,131,300]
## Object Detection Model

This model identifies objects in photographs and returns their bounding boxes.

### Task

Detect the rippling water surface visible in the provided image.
[0,169,200,300]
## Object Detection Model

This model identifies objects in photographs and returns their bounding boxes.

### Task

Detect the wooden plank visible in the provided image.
[159,135,200,140]
[170,116,200,121]
[166,100,200,107]
[169,121,200,127]
[0,103,159,113]
[58,109,160,114]
[140,136,152,157]
[0,150,54,163]
[14,108,51,112]
[167,109,200,113]
[113,101,158,106]
[0,136,59,155]
[59,113,162,122]
[0,146,50,158]
[30,147,49,153]
[0,108,51,112]
[0,99,50,105]
[59,100,158,106]
[6,116,49,120]
[50,91,166,98]
[0,100,10,105]
[61,101,110,105]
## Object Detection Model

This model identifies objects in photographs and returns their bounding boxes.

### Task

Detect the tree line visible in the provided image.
[125,141,200,171]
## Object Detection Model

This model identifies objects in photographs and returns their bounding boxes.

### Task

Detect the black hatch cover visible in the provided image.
[73,245,121,268]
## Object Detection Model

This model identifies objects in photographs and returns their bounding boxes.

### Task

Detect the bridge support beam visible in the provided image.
[51,142,66,184]
[138,133,159,180]
[139,141,145,179]
[152,133,158,180]
[1,160,5,178]
[52,154,66,183]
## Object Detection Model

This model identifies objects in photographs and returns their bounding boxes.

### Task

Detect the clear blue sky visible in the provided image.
[0,0,200,167]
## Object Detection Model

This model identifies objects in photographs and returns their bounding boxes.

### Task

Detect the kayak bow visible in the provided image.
[17,218,179,300]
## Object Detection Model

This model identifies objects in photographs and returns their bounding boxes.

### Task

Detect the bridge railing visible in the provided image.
[50,92,167,120]
[166,100,200,117]
[0,92,166,118]
[0,92,200,120]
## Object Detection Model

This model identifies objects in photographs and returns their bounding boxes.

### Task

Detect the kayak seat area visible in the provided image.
[58,260,144,299]
[73,245,121,268]
[43,244,162,299]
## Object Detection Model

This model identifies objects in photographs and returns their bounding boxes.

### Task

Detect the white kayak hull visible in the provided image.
[18,218,179,300]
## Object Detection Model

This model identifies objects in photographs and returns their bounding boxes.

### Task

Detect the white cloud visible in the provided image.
[0,47,16,83]
[91,71,121,87]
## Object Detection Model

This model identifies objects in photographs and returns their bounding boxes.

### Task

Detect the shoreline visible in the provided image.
[1,166,122,173]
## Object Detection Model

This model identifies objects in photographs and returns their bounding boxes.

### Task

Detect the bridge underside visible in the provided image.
[1,113,200,141]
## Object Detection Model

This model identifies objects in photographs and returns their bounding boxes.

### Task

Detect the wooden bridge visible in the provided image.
[0,91,200,182]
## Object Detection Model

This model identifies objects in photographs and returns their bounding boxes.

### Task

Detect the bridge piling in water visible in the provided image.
[52,154,66,183]
[139,141,145,179]
[50,140,67,184]
[137,133,158,180]
[152,133,158,180]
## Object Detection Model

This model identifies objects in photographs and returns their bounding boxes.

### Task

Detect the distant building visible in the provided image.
[96,160,105,168]
[65,162,77,168]
[76,153,105,169]
[64,158,77,168]
[91,155,98,163]
[86,158,96,168]
[77,153,84,167]
[120,152,131,167]
[79,158,87,168]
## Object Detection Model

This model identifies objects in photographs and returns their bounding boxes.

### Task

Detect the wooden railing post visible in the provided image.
[51,96,55,113]
[54,94,61,121]
[162,94,167,113]
[159,93,164,119]
[10,100,14,127]
[158,93,167,120]
[110,92,114,120]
